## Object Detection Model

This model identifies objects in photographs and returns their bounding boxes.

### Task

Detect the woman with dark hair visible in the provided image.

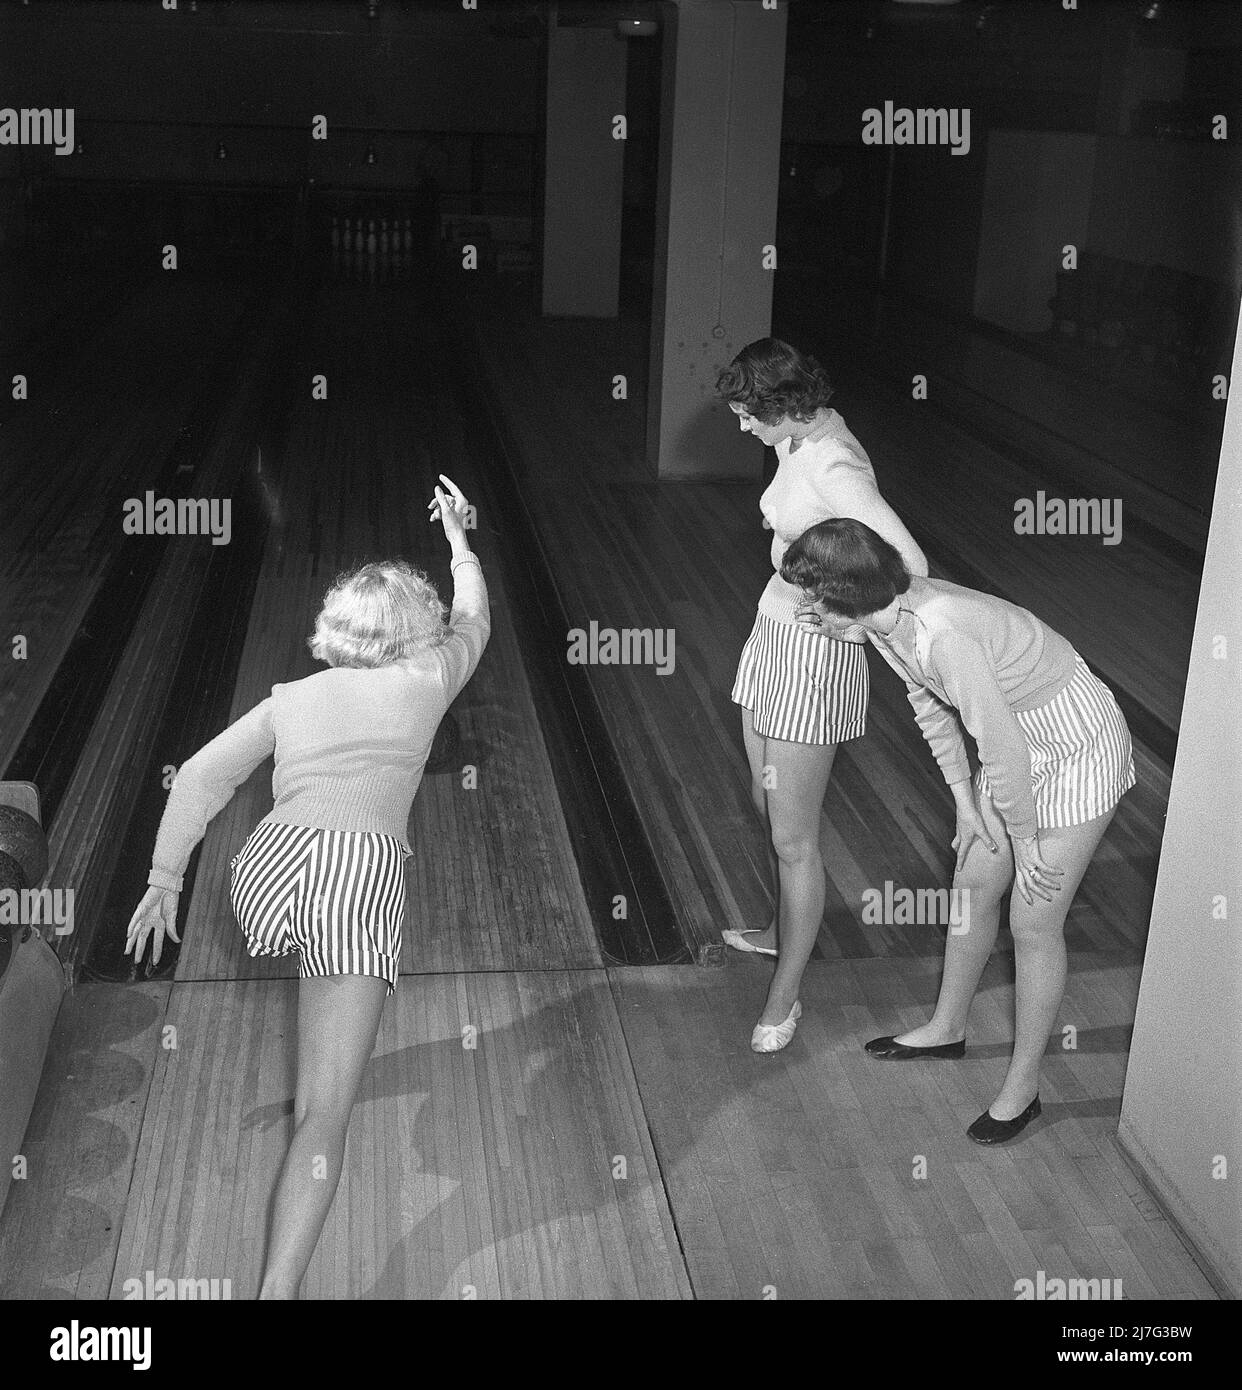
[716,338,927,1052]
[781,518,1135,1142]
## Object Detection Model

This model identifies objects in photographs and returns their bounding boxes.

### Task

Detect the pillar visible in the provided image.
[541,23,627,317]
[647,0,788,478]
[1116,320,1242,1296]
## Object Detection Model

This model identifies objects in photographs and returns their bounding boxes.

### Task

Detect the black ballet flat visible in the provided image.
[864,1034,966,1060]
[967,1095,1041,1145]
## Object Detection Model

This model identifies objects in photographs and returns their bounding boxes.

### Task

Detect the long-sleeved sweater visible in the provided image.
[866,576,1078,839]
[146,556,490,892]
[757,409,927,627]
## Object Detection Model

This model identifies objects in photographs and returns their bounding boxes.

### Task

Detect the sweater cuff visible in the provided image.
[450,553,481,571]
[148,868,184,893]
[937,755,972,787]
[1005,816,1040,842]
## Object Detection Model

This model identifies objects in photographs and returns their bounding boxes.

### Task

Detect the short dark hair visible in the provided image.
[715,337,834,426]
[781,518,911,618]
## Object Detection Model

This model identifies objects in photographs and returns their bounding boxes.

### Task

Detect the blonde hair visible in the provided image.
[308,560,448,667]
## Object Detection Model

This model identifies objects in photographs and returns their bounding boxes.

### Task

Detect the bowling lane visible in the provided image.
[0,275,269,776]
[173,271,603,980]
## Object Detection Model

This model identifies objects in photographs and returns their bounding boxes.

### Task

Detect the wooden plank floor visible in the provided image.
[609,960,1218,1300]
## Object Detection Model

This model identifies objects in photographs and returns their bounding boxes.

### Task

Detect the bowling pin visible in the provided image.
[331,216,340,250]
[343,217,353,252]
[367,219,377,258]
[403,216,412,255]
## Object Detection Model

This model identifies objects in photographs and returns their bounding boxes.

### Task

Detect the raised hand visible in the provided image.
[427,473,471,541]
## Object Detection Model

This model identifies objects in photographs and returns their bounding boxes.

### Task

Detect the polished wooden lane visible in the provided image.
[173,276,601,981]
[0,276,266,776]
[610,960,1218,1300]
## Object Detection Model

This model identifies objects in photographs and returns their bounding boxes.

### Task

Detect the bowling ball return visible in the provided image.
[0,782,68,1222]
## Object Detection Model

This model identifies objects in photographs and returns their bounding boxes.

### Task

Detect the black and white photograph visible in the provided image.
[0,0,1238,1338]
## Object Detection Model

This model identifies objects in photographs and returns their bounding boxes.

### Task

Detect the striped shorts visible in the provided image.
[229,822,408,996]
[975,656,1136,829]
[731,610,869,744]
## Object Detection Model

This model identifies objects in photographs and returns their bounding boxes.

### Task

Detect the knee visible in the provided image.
[769,822,819,867]
[1008,903,1067,950]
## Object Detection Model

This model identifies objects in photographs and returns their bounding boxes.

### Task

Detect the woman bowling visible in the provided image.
[124,474,489,1296]
[717,338,927,1053]
[782,518,1135,1143]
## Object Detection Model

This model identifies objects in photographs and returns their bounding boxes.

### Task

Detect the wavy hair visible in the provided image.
[308,560,449,667]
[715,337,834,425]
[781,518,911,619]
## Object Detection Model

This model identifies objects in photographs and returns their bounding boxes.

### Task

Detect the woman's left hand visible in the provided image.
[1010,832,1063,905]
[125,886,181,965]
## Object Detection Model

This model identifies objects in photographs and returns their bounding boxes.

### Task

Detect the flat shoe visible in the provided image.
[751,1001,801,1053]
[967,1095,1041,1144]
[864,1034,965,1060]
[722,929,778,958]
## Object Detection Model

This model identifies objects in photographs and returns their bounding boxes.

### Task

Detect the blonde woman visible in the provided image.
[125,475,489,1295]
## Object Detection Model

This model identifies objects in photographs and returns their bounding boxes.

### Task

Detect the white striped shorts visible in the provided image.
[731,610,869,744]
[229,822,408,995]
[975,656,1136,829]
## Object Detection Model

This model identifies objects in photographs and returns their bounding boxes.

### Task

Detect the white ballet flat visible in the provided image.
[722,929,778,957]
[750,1001,802,1053]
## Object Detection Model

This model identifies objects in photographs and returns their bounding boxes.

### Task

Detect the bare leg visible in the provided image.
[894,788,1014,1047]
[757,736,837,1025]
[740,707,780,947]
[990,809,1115,1119]
[258,973,389,1299]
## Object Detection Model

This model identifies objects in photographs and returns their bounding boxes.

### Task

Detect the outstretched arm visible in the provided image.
[126,698,275,965]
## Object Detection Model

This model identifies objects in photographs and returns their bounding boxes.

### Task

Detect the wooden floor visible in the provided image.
[0,262,1222,1299]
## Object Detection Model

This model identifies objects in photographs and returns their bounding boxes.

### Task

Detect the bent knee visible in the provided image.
[1008,904,1069,946]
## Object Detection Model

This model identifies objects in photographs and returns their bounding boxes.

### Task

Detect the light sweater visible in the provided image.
[756,408,928,627]
[866,576,1078,839]
[147,557,490,892]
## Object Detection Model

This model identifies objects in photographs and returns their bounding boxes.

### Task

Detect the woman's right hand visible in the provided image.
[951,790,998,876]
[428,473,471,541]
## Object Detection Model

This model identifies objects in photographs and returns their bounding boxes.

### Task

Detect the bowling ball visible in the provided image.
[0,805,47,887]
[0,848,27,981]
[425,712,461,775]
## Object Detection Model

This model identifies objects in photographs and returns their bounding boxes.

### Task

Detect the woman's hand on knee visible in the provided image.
[1010,832,1063,905]
[951,789,997,876]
